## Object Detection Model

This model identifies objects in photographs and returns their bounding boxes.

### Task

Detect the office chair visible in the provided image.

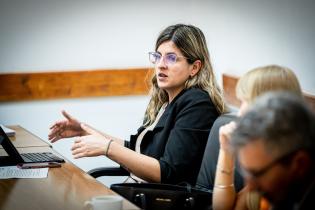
[88,166,129,178]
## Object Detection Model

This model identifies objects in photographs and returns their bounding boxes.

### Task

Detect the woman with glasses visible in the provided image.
[48,24,226,184]
[212,65,303,210]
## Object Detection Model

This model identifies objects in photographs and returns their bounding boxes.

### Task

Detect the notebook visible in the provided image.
[0,127,65,166]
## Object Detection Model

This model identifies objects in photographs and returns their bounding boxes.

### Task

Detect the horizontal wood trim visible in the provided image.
[222,74,241,107]
[304,92,315,113]
[0,68,154,102]
[222,73,315,112]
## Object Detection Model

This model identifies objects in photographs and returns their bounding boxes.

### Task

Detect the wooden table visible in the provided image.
[0,126,140,210]
[6,125,50,148]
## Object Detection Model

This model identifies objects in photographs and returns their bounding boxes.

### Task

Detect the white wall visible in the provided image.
[0,0,314,93]
[1,0,315,185]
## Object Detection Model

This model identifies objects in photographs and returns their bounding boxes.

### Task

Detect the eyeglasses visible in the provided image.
[148,52,187,66]
[240,150,297,180]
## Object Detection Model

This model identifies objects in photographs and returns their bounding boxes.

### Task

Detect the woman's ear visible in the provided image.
[190,60,201,77]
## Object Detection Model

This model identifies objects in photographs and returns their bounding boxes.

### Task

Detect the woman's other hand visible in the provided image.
[48,110,87,143]
[71,123,110,158]
[219,121,237,151]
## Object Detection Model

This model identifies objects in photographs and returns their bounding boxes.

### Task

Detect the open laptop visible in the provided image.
[0,127,65,166]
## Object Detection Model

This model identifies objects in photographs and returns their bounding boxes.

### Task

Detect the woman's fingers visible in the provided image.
[71,135,106,158]
[74,138,81,144]
[49,132,63,143]
[72,138,85,158]
[50,110,72,129]
[49,120,66,137]
[72,138,83,150]
[49,121,62,130]
[62,110,76,122]
[219,121,237,150]
[49,110,77,143]
[48,124,64,139]
[220,121,236,137]
[72,147,85,158]
[48,130,59,141]
[49,136,60,143]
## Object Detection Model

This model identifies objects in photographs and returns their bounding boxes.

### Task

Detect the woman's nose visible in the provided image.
[156,57,167,68]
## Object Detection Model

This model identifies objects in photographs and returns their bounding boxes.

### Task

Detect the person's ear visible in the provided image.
[290,150,312,177]
[190,60,201,77]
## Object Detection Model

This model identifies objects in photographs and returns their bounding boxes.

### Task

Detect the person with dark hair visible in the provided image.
[231,92,315,210]
[48,24,226,184]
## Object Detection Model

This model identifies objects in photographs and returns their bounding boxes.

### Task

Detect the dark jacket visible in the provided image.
[297,177,315,210]
[272,177,315,210]
[125,88,219,185]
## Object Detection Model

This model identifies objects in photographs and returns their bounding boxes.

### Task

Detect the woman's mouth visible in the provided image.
[158,73,167,78]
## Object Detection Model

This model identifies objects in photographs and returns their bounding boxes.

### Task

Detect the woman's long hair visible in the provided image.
[143,24,226,126]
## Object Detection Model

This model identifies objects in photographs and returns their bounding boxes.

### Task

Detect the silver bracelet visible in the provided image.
[214,184,234,189]
[105,139,114,156]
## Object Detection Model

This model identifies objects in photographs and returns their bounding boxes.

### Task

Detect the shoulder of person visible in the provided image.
[177,88,211,103]
[169,88,214,112]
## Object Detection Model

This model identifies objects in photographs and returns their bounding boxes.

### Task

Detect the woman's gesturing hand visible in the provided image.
[71,124,110,159]
[48,110,87,143]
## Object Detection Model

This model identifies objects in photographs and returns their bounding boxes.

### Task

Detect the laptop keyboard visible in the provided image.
[21,152,65,163]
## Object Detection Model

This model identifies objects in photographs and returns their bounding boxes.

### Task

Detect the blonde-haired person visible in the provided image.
[236,65,302,116]
[49,24,226,185]
[212,65,303,210]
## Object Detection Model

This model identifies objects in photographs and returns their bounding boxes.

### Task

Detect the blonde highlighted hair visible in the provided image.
[143,24,227,126]
[236,65,302,103]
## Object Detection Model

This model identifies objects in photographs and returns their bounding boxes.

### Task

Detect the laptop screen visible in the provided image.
[0,126,25,164]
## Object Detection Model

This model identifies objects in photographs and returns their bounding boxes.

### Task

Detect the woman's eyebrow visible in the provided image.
[156,50,177,55]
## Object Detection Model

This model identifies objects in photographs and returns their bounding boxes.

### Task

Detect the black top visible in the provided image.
[195,114,244,192]
[297,177,315,210]
[125,88,219,185]
[272,177,315,210]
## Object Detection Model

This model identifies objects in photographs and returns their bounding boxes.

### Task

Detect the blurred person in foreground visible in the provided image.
[231,91,315,210]
[209,65,303,210]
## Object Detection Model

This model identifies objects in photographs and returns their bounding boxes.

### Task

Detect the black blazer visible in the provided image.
[125,88,219,185]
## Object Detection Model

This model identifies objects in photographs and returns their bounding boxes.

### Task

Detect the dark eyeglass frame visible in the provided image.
[148,52,188,66]
[240,150,298,179]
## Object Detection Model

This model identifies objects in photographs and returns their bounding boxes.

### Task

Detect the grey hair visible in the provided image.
[231,91,315,158]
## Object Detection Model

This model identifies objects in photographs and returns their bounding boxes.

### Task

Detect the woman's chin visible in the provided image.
[157,82,168,89]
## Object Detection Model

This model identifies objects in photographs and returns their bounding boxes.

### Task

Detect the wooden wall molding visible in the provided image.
[222,74,241,107]
[222,73,315,112]
[2,70,314,110]
[0,68,153,102]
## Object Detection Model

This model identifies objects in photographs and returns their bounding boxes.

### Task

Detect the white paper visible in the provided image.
[0,166,48,179]
[0,124,16,137]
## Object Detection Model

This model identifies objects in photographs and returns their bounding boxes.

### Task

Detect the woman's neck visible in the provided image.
[167,87,185,103]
